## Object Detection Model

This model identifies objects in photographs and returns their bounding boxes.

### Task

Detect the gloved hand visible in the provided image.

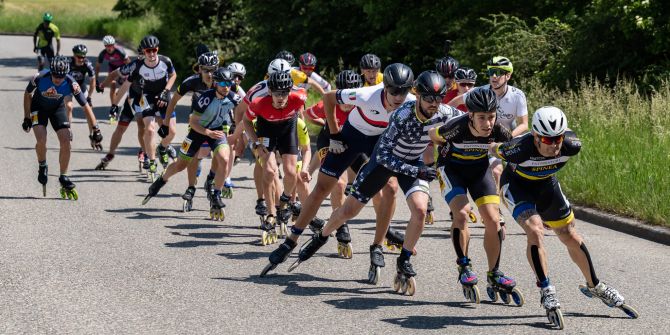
[157,125,169,138]
[109,104,119,119]
[158,89,170,107]
[22,117,32,132]
[417,166,437,182]
[89,127,103,151]
[328,132,347,154]
[95,83,104,93]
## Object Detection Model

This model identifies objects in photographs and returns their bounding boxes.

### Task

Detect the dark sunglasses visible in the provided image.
[386,86,410,96]
[217,81,234,87]
[487,68,509,77]
[74,55,86,59]
[538,134,564,145]
[52,74,66,79]
[458,82,475,88]
[422,95,444,103]
[271,91,290,97]
[143,48,159,54]
[200,66,217,73]
[233,74,244,81]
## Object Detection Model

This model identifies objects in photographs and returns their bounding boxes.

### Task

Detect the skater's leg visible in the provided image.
[56,128,71,175]
[162,157,190,182]
[136,116,146,152]
[108,124,128,156]
[33,125,48,162]
[142,116,157,161]
[479,202,503,271]
[288,172,339,241]
[330,173,348,210]
[322,195,366,237]
[449,195,472,260]
[371,177,398,245]
[403,191,429,252]
[280,154,298,201]
[212,144,231,190]
[516,210,550,284]
[553,221,599,287]
[261,151,278,216]
[186,156,200,187]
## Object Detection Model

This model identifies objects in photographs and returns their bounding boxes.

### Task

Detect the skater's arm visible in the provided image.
[447,93,465,108]
[111,80,131,106]
[322,91,339,134]
[23,92,32,119]
[306,77,326,96]
[164,91,183,125]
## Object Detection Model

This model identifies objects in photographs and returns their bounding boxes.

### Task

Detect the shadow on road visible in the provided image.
[381,314,543,330]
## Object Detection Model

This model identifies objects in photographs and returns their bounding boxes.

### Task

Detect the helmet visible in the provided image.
[102,35,116,46]
[532,106,567,137]
[72,44,88,56]
[43,12,53,22]
[360,53,381,70]
[454,67,477,83]
[50,56,70,77]
[267,58,291,75]
[267,71,293,92]
[414,70,447,96]
[136,45,143,54]
[298,52,317,67]
[227,62,247,78]
[212,68,234,83]
[487,56,513,74]
[435,56,459,78]
[140,35,160,49]
[383,63,414,89]
[275,50,295,66]
[198,52,219,67]
[335,70,362,89]
[465,87,498,113]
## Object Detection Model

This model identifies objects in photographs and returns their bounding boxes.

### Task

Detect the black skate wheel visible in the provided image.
[620,304,639,319]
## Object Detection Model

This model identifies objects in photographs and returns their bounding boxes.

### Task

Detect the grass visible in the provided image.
[0,0,158,46]
[525,78,670,226]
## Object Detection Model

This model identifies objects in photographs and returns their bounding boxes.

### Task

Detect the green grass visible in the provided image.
[0,0,158,46]
[525,78,670,226]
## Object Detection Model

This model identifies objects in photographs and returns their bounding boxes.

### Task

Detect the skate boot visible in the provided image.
[222,179,234,199]
[425,195,435,225]
[458,258,480,303]
[138,151,147,172]
[579,281,639,318]
[142,155,150,175]
[147,160,158,182]
[384,228,417,254]
[260,215,278,246]
[290,200,302,223]
[336,223,353,259]
[540,285,564,330]
[393,257,417,296]
[157,145,169,169]
[204,174,215,202]
[486,270,524,306]
[308,217,325,233]
[255,198,268,227]
[276,194,292,238]
[58,175,78,200]
[368,244,385,285]
[209,189,226,221]
[260,238,297,277]
[38,164,48,197]
[166,145,177,161]
[182,186,196,212]
[95,153,114,170]
[142,176,166,205]
[288,233,329,272]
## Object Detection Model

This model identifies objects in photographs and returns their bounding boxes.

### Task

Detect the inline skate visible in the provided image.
[38,163,48,197]
[384,228,416,254]
[260,214,278,246]
[58,175,78,200]
[137,150,145,173]
[425,195,435,225]
[288,233,329,272]
[182,186,196,212]
[142,176,166,205]
[540,285,564,330]
[393,256,417,296]
[579,281,639,318]
[209,189,225,221]
[368,244,385,285]
[486,270,524,306]
[222,178,234,199]
[336,223,353,259]
[458,258,480,303]
[95,153,114,170]
[260,238,297,277]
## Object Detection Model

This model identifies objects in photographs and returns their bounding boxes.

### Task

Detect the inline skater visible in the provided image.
[67,44,96,121]
[23,56,103,199]
[33,12,60,71]
[296,52,332,92]
[228,61,248,166]
[435,56,459,104]
[243,71,305,245]
[429,87,523,306]
[142,67,240,220]
[489,107,638,329]
[359,53,383,87]
[95,35,130,107]
[260,63,415,276]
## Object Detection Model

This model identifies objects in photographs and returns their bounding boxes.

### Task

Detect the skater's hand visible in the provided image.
[109,104,119,119]
[157,125,169,138]
[206,129,225,139]
[89,128,103,151]
[329,132,347,154]
[95,83,104,93]
[417,166,437,182]
[157,89,170,108]
[21,117,32,133]
[256,142,269,156]
[300,170,311,182]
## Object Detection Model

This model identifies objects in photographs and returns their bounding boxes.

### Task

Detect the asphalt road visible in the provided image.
[1,35,668,334]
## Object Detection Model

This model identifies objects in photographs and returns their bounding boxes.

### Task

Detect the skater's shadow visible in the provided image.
[0,195,53,201]
[562,311,630,320]
[165,223,226,230]
[382,314,542,330]
[324,296,472,311]
[216,273,385,297]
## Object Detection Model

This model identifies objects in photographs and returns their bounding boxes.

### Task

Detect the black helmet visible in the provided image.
[140,35,160,49]
[267,71,293,92]
[383,63,414,89]
[454,67,477,82]
[50,56,70,77]
[275,50,295,66]
[435,56,459,78]
[72,44,88,56]
[198,52,219,67]
[414,70,447,97]
[335,70,362,89]
[299,52,317,67]
[212,68,234,82]
[360,53,381,70]
[465,87,498,113]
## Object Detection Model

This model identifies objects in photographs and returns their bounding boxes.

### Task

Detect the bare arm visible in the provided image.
[447,93,464,107]
[111,80,131,106]
[322,91,339,134]
[164,92,183,125]
[512,114,528,137]
[165,71,177,91]
[23,92,32,119]
[307,77,326,96]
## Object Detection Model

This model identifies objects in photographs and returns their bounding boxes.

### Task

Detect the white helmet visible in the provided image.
[267,58,291,75]
[532,106,568,137]
[228,62,247,77]
[102,35,115,46]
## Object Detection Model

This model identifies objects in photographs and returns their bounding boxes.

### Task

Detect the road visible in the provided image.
[0,35,668,334]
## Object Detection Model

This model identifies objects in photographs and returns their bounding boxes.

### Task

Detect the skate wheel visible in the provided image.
[138,163,142,173]
[511,288,524,306]
[60,189,66,199]
[261,231,269,246]
[500,291,511,304]
[42,185,47,197]
[620,304,639,319]
[393,274,402,293]
[548,309,564,330]
[487,286,498,302]
[344,243,352,259]
[578,284,594,298]
[425,212,434,225]
[405,276,416,296]
[183,200,191,213]
[70,189,78,201]
[287,259,301,273]
[260,262,276,277]
[368,266,381,285]
[469,211,478,223]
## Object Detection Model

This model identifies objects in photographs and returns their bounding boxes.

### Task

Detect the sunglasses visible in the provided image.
[386,86,410,96]
[300,66,315,71]
[458,82,475,88]
[200,66,217,73]
[74,55,86,59]
[217,81,234,87]
[52,74,66,79]
[233,74,244,81]
[538,134,564,145]
[271,91,290,97]
[487,68,509,77]
[422,95,444,103]
[143,48,159,54]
